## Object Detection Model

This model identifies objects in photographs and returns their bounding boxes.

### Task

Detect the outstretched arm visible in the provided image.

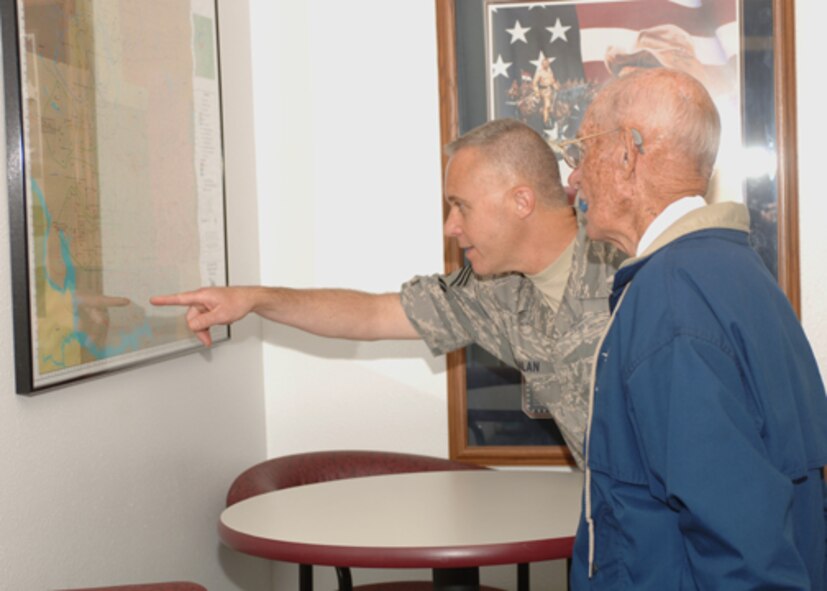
[150,286,419,346]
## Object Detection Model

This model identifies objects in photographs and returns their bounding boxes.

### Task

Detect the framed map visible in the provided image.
[2,0,229,393]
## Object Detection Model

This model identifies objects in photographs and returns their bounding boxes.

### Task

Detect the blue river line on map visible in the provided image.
[32,179,153,370]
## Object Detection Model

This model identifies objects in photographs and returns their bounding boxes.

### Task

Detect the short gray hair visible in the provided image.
[445,119,568,207]
[590,68,721,182]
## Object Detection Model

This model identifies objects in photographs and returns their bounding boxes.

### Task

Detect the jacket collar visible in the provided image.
[609,202,751,311]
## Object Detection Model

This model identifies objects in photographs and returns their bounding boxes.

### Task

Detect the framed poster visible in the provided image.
[436,0,799,465]
[2,0,229,393]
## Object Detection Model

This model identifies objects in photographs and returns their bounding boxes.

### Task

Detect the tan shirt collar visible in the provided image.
[621,201,751,269]
[526,235,576,315]
[636,196,707,256]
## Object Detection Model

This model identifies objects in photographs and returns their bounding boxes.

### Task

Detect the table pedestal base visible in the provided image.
[432,567,480,591]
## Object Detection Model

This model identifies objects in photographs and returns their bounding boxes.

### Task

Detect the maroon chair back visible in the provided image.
[226,449,488,507]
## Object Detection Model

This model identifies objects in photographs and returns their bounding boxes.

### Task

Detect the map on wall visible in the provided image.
[2,0,228,393]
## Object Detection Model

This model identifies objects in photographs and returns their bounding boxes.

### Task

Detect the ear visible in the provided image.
[510,186,536,219]
[621,128,642,178]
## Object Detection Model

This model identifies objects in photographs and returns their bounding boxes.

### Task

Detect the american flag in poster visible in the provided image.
[485,0,741,198]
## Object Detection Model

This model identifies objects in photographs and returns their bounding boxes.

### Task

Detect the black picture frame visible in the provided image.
[2,0,231,393]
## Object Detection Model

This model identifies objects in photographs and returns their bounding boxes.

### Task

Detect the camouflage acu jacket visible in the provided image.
[400,221,625,467]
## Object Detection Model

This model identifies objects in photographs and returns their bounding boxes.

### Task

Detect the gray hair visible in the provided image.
[445,119,568,207]
[590,68,721,181]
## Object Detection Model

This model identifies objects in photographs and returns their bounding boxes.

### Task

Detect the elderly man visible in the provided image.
[567,67,827,589]
[152,118,624,467]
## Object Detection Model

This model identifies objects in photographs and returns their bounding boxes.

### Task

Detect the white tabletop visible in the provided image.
[219,469,583,569]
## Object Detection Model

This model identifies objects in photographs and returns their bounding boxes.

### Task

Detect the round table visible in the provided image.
[219,469,583,590]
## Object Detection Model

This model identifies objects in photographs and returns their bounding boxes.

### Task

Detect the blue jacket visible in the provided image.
[571,203,827,590]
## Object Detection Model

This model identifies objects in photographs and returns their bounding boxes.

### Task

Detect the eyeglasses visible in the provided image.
[550,127,644,169]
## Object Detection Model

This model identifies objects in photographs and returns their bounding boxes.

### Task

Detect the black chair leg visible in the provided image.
[299,564,313,591]
[517,562,530,591]
[335,566,354,591]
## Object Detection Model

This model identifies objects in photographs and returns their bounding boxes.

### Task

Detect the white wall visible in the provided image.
[249,3,460,585]
[796,4,827,369]
[251,0,449,460]
[0,2,269,589]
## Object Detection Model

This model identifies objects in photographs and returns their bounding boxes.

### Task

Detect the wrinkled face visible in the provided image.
[567,116,628,248]
[443,148,519,276]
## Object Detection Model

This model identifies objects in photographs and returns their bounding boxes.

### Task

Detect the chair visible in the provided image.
[226,450,526,591]
[57,583,207,591]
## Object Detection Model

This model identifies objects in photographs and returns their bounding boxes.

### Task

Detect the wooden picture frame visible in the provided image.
[436,0,799,465]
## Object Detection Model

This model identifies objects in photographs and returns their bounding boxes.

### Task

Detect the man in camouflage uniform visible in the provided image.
[151,119,625,467]
[402,213,620,467]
